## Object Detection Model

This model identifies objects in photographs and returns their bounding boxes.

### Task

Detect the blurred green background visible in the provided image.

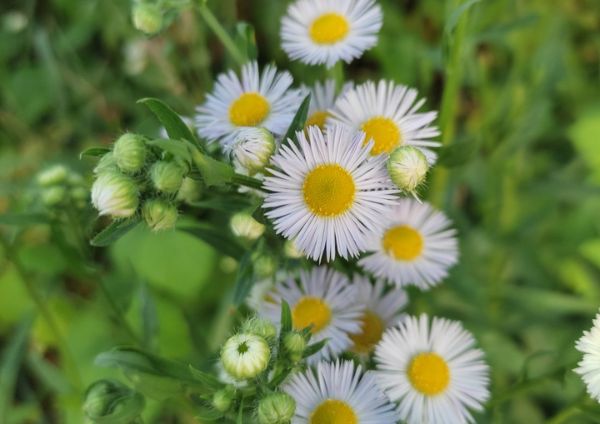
[1,0,600,422]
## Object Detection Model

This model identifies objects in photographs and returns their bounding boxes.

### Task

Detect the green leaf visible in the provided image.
[437,140,478,167]
[79,146,111,159]
[281,94,311,147]
[303,338,328,358]
[147,138,192,164]
[235,22,257,61]
[178,222,245,260]
[232,252,255,306]
[91,218,140,247]
[139,282,158,351]
[190,150,235,187]
[195,407,224,422]
[0,213,49,226]
[137,98,200,149]
[280,301,292,335]
[445,0,481,36]
[188,196,253,213]
[188,365,223,390]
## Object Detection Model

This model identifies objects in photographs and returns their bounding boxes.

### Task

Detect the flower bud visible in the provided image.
[387,146,429,193]
[231,127,275,175]
[94,152,118,175]
[284,240,303,259]
[83,379,144,423]
[37,165,68,187]
[257,392,296,424]
[241,317,277,341]
[150,161,185,194]
[176,177,202,204]
[142,198,178,232]
[132,3,162,35]
[221,333,270,380]
[283,332,306,361]
[42,186,66,207]
[230,212,265,241]
[212,386,235,413]
[71,186,89,202]
[113,133,147,174]
[91,172,139,218]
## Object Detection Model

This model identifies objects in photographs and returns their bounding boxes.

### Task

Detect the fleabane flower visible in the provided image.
[91,172,139,218]
[303,79,353,130]
[329,80,440,162]
[575,311,600,401]
[284,360,398,423]
[221,333,270,380]
[349,276,407,355]
[281,0,383,68]
[359,199,458,290]
[196,61,302,148]
[258,267,363,362]
[374,315,490,424]
[263,125,398,262]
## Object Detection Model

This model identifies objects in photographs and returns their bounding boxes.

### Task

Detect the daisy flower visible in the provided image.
[281,0,382,68]
[284,360,398,423]
[303,79,353,130]
[258,267,363,362]
[349,275,408,355]
[195,61,302,148]
[263,125,398,262]
[575,310,600,401]
[375,315,490,424]
[359,199,458,290]
[329,80,441,162]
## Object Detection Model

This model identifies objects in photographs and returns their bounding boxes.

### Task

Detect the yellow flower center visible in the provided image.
[382,225,424,261]
[309,13,350,45]
[310,399,358,424]
[407,352,450,396]
[292,296,332,334]
[303,164,355,217]
[229,92,270,127]
[361,117,402,155]
[350,310,384,354]
[305,110,330,130]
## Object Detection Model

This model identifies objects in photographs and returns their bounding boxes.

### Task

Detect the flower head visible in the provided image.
[575,311,600,401]
[257,392,296,424]
[150,160,185,194]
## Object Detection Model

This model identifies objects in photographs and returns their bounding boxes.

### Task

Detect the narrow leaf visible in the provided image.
[80,146,110,159]
[91,218,140,247]
[235,22,257,61]
[139,282,158,351]
[445,0,480,35]
[188,365,223,390]
[190,150,235,187]
[303,338,328,358]
[232,252,255,306]
[281,94,311,147]
[280,301,292,334]
[147,138,192,164]
[138,98,200,149]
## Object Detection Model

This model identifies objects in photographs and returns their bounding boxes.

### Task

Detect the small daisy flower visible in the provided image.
[575,311,600,401]
[284,360,398,423]
[303,79,353,130]
[195,61,302,148]
[263,125,398,262]
[258,267,363,362]
[375,315,490,424]
[281,0,383,68]
[349,276,408,355]
[329,80,441,162]
[359,199,458,290]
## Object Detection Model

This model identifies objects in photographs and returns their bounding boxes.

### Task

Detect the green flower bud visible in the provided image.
[94,152,118,175]
[231,127,275,175]
[150,161,185,194]
[387,146,429,193]
[254,255,276,278]
[212,386,235,413]
[142,198,178,232]
[83,379,144,423]
[221,333,270,380]
[71,186,89,202]
[176,177,202,204]
[42,186,66,207]
[283,332,306,361]
[113,133,147,174]
[241,317,277,341]
[230,212,265,241]
[37,164,68,187]
[91,172,139,218]
[132,3,162,35]
[257,392,296,424]
[284,240,303,259]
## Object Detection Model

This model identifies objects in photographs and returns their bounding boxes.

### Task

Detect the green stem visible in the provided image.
[327,62,345,91]
[197,2,246,66]
[547,403,583,424]
[231,173,265,191]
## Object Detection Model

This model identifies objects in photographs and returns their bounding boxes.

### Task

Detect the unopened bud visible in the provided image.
[241,317,277,341]
[132,3,162,35]
[221,333,270,380]
[37,165,68,187]
[231,128,275,175]
[284,332,306,361]
[83,379,144,423]
[91,172,139,218]
[150,161,185,194]
[230,212,265,241]
[176,177,202,204]
[94,152,118,175]
[212,387,235,413]
[71,186,89,202]
[257,392,296,424]
[42,186,66,207]
[113,133,147,174]
[142,198,177,232]
[387,146,429,193]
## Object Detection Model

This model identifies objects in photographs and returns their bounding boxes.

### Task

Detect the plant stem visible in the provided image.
[547,403,583,424]
[231,173,265,191]
[197,2,246,66]
[327,62,345,91]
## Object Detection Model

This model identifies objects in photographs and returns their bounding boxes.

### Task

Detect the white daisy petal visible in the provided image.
[359,199,459,290]
[575,310,600,401]
[374,314,490,424]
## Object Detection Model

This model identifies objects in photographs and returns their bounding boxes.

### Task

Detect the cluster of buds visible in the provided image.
[91,132,201,232]
[36,164,88,210]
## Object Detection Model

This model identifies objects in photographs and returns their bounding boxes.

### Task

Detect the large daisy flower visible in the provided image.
[329,80,441,162]
[349,275,408,355]
[195,61,302,148]
[284,360,398,423]
[303,79,353,130]
[374,315,490,424]
[575,310,600,401]
[359,199,458,290]
[263,125,398,262]
[258,267,363,362]
[281,0,383,68]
